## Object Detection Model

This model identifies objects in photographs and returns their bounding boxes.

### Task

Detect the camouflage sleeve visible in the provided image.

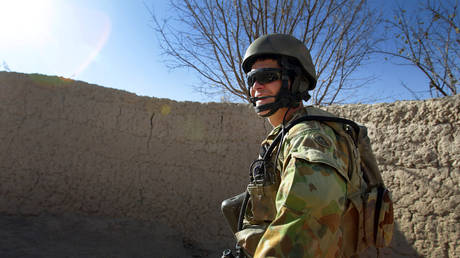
[254,122,348,257]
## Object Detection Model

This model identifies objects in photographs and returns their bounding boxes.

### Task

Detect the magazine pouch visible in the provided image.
[363,186,394,248]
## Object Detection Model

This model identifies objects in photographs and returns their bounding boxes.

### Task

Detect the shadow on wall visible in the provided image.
[0,210,424,258]
[0,213,206,258]
[361,223,422,258]
[0,213,421,258]
[390,224,423,257]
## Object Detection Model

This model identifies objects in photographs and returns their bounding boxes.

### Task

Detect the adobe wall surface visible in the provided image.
[0,72,458,257]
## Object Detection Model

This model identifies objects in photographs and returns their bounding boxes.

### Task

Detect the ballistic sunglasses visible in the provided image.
[246,68,283,88]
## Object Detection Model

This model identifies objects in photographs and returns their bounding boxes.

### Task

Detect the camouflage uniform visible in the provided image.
[237,106,350,257]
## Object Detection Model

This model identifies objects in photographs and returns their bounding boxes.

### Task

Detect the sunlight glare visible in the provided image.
[0,0,54,47]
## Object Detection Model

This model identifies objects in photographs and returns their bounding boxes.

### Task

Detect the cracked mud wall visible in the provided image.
[322,101,459,257]
[0,72,459,257]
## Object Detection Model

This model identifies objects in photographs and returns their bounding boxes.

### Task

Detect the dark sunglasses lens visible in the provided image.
[247,70,281,87]
[247,74,255,87]
[259,72,280,84]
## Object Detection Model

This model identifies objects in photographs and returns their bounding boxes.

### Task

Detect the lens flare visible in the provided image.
[71,11,111,78]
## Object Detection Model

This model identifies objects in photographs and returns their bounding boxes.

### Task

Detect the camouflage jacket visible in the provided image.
[236,107,351,257]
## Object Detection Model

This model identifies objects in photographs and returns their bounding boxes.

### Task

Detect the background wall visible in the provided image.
[0,72,458,257]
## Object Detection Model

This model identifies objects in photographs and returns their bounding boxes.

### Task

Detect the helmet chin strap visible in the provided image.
[250,75,298,118]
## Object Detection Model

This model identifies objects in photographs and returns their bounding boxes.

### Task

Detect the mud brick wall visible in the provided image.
[0,72,458,257]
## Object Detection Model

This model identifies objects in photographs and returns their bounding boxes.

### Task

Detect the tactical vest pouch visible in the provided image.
[375,187,394,247]
[363,186,394,248]
[235,224,267,257]
[247,183,278,223]
[342,191,365,256]
[363,187,379,246]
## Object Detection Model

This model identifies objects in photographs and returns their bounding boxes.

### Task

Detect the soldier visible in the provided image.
[233,34,353,257]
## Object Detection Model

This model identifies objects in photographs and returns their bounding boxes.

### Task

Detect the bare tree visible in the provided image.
[148,0,381,104]
[1,60,11,72]
[382,0,459,97]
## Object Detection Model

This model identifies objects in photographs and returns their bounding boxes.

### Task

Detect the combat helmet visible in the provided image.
[243,34,317,117]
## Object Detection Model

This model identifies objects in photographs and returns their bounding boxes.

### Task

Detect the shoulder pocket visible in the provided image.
[284,123,349,181]
[291,147,348,182]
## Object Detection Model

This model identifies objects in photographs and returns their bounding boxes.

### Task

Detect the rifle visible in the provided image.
[221,192,248,258]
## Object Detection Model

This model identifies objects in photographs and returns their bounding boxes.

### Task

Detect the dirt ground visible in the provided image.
[0,213,211,258]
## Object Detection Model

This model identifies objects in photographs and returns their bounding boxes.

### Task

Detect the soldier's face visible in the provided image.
[249,59,282,116]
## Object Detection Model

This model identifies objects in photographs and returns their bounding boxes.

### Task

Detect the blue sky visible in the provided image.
[0,0,430,103]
